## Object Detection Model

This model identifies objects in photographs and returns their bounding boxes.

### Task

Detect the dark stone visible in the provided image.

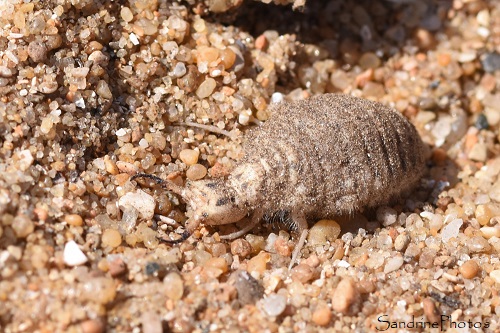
[475,114,489,130]
[482,52,500,73]
[231,270,264,305]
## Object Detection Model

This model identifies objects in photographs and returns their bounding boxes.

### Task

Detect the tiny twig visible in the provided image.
[174,121,238,139]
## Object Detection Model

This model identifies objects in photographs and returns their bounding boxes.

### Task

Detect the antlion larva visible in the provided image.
[132,93,426,264]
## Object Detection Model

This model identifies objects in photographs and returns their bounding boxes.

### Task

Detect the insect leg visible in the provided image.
[289,210,309,270]
[219,209,264,240]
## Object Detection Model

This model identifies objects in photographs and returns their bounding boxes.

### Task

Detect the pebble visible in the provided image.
[384,255,404,273]
[376,207,398,226]
[332,278,359,314]
[204,257,229,274]
[459,260,480,279]
[245,234,266,253]
[164,272,184,300]
[65,214,83,226]
[177,65,200,92]
[81,319,105,333]
[96,80,113,99]
[475,204,493,226]
[108,258,127,277]
[441,219,463,243]
[197,47,219,64]
[394,233,410,251]
[63,240,88,266]
[233,270,264,305]
[210,243,226,257]
[220,48,236,69]
[274,236,292,256]
[465,236,491,253]
[481,52,500,73]
[16,149,34,171]
[27,41,47,62]
[458,51,477,63]
[469,142,488,162]
[311,305,332,326]
[12,214,34,238]
[186,164,207,180]
[291,264,314,283]
[81,277,116,304]
[116,161,138,174]
[475,114,489,130]
[489,183,500,202]
[358,52,381,70]
[119,190,156,220]
[102,229,122,248]
[247,251,270,274]
[120,7,134,22]
[196,78,217,99]
[419,248,436,268]
[307,220,341,246]
[193,250,211,266]
[490,270,500,284]
[480,226,500,239]
[173,62,187,77]
[179,149,199,166]
[230,238,252,258]
[104,158,119,175]
[141,311,163,333]
[362,81,385,98]
[261,293,287,317]
[120,206,138,232]
[422,298,439,323]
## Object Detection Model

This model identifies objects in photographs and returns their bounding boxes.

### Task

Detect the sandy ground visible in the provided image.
[1,0,500,332]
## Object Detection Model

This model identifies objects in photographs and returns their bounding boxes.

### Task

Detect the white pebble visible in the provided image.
[75,97,85,108]
[336,260,350,268]
[119,190,156,220]
[271,92,284,104]
[115,128,127,136]
[261,293,287,317]
[384,255,404,273]
[141,311,162,333]
[70,67,89,77]
[490,270,500,284]
[458,51,477,63]
[196,78,216,98]
[477,9,490,26]
[139,138,149,148]
[129,32,140,45]
[376,206,397,226]
[63,240,88,266]
[489,183,500,202]
[238,109,252,125]
[173,62,186,77]
[441,218,463,243]
[16,149,34,171]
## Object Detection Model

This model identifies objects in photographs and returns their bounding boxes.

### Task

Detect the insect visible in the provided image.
[132,93,426,266]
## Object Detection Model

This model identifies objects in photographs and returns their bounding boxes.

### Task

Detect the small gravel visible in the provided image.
[332,278,359,314]
[118,190,156,220]
[460,260,480,279]
[63,240,88,267]
[261,293,287,317]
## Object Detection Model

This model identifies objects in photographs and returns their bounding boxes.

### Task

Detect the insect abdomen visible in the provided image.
[240,94,426,218]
